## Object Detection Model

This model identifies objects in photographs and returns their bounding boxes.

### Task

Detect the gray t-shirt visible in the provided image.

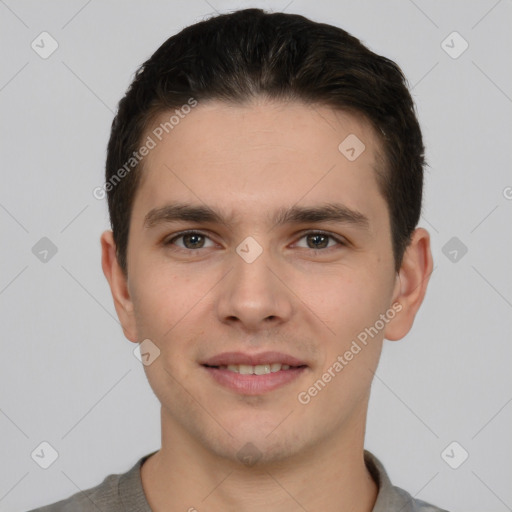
[27,450,448,511]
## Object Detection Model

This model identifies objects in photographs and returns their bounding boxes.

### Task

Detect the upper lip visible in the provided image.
[201,351,308,367]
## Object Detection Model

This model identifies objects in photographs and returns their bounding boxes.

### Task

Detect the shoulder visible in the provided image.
[25,451,156,512]
[26,472,122,512]
[364,450,450,512]
[391,485,450,512]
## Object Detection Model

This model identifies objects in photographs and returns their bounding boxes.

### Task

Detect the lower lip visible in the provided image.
[202,366,307,395]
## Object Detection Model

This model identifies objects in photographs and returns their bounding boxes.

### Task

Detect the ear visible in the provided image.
[100,230,138,343]
[384,227,433,341]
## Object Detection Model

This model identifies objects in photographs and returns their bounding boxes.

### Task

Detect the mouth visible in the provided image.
[204,362,298,374]
[201,351,308,395]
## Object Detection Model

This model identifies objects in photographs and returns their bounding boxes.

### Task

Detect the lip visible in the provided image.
[201,351,308,395]
[202,366,307,395]
[201,351,307,367]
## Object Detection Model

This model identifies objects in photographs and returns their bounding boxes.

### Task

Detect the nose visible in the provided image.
[215,247,294,333]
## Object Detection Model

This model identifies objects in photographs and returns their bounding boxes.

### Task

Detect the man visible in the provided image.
[30,8,447,512]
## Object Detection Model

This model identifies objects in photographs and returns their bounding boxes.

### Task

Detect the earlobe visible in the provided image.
[100,230,138,342]
[384,228,433,342]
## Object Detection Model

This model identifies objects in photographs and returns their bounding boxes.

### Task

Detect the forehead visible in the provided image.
[132,99,386,226]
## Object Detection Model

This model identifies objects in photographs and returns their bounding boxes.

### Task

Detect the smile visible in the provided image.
[201,351,308,395]
[213,363,293,374]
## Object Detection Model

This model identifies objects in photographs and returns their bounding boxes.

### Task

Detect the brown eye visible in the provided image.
[166,231,214,250]
[295,231,344,250]
[181,233,205,249]
[307,233,329,249]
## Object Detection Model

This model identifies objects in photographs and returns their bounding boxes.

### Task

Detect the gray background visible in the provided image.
[1,1,511,511]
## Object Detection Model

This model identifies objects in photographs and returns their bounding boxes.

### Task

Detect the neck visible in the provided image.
[141,408,378,512]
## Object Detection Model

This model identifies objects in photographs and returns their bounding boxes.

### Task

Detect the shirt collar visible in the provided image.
[123,449,436,512]
[365,450,435,511]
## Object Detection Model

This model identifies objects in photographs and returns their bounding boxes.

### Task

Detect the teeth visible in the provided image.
[254,364,271,375]
[219,363,293,374]
[239,364,253,375]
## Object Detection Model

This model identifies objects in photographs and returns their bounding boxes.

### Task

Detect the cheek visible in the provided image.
[302,262,395,346]
[129,267,213,360]
[130,269,180,338]
[300,269,389,403]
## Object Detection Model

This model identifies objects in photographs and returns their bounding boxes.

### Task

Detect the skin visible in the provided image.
[101,98,433,512]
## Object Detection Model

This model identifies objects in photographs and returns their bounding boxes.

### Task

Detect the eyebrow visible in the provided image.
[143,202,370,230]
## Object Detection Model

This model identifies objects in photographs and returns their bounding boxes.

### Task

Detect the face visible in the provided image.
[103,99,428,465]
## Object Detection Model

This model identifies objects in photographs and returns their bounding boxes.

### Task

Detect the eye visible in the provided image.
[163,230,346,252]
[294,231,346,250]
[165,231,216,250]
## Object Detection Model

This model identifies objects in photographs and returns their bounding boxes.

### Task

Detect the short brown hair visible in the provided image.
[105,8,425,273]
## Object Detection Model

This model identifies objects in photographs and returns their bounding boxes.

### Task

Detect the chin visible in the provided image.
[220,436,305,467]
[221,407,292,439]
[213,420,310,466]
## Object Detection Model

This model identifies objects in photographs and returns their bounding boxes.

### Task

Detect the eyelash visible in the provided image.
[163,230,347,252]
